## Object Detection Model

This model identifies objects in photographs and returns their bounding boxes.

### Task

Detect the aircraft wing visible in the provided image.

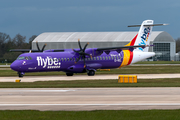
[96,45,148,51]
[83,45,152,57]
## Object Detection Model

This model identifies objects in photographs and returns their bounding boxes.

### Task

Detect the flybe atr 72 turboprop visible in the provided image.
[10,20,166,77]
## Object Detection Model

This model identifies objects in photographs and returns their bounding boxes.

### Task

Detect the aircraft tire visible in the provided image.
[87,70,95,76]
[18,72,23,77]
[66,73,74,76]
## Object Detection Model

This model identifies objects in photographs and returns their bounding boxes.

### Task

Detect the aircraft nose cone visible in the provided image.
[10,62,20,71]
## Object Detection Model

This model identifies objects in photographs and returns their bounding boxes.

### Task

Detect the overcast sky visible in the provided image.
[0,0,180,41]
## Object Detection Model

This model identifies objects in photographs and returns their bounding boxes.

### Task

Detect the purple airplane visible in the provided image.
[10,20,166,77]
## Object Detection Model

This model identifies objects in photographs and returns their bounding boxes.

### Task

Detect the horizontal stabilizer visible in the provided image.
[128,24,168,27]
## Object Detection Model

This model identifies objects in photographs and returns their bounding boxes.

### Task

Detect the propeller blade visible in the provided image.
[78,39,82,51]
[36,41,40,51]
[41,44,47,52]
[83,43,89,52]
[83,58,86,68]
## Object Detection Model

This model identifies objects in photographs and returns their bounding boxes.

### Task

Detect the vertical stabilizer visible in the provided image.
[134,20,153,52]
[126,20,154,52]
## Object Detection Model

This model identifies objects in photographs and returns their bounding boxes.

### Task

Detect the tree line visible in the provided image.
[0,32,37,63]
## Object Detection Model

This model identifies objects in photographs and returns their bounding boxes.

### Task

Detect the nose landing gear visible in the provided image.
[18,72,24,77]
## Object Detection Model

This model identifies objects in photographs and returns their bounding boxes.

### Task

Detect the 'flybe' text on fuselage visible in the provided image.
[37,56,61,68]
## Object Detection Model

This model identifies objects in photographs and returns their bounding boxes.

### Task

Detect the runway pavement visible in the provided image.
[0,88,180,111]
[1,74,180,82]
[1,74,180,111]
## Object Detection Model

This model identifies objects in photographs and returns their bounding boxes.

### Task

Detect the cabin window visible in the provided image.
[85,58,87,60]
[67,58,70,61]
[111,56,113,59]
[64,58,67,61]
[106,56,108,60]
[61,58,64,61]
[88,58,90,60]
[54,58,58,62]
[94,57,96,60]
[108,56,111,60]
[97,57,99,60]
[70,58,72,61]
[91,57,93,60]
[100,57,102,60]
[59,58,61,61]
[50,58,53,62]
[103,57,105,60]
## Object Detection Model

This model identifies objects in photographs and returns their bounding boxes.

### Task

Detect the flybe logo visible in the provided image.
[37,56,61,69]
[139,27,150,51]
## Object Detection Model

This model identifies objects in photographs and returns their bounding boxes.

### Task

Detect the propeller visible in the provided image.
[73,39,92,68]
[36,41,47,52]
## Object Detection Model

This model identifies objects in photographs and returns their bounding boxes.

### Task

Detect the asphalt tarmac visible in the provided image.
[1,74,180,111]
[0,88,180,111]
[1,74,180,82]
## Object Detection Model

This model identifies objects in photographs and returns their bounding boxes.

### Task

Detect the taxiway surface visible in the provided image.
[1,74,180,82]
[0,88,180,111]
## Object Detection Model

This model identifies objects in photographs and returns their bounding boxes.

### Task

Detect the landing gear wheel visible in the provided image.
[18,72,23,77]
[66,73,74,76]
[87,70,95,76]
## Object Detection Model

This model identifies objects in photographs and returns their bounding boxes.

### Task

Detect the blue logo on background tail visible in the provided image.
[139,27,150,51]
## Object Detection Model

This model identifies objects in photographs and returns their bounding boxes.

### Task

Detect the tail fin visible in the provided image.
[126,20,154,52]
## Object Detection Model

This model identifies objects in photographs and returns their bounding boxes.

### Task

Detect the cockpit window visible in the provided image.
[25,57,29,60]
[17,56,32,60]
[17,56,25,60]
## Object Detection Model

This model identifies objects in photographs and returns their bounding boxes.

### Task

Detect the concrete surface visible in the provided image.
[0,88,180,111]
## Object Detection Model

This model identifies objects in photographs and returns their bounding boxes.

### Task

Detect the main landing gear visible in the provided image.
[87,70,95,76]
[66,73,74,76]
[66,70,95,76]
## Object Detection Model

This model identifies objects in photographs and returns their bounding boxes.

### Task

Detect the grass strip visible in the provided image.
[0,110,180,120]
[1,78,180,88]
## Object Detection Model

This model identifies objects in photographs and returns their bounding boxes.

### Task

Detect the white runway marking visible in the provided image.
[1,103,180,106]
[1,90,75,92]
